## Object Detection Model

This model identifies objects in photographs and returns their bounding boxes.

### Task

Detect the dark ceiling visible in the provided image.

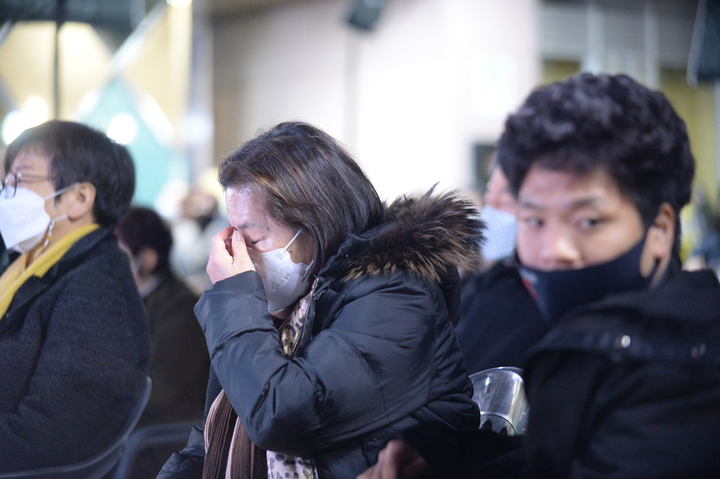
[0,0,290,30]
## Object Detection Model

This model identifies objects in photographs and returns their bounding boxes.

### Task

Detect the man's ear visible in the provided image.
[643,202,675,278]
[66,182,96,221]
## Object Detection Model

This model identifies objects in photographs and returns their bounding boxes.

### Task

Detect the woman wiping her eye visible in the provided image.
[158,121,484,479]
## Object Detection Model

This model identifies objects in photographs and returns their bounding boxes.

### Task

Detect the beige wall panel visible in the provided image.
[124,5,192,143]
[0,22,55,114]
[214,0,348,150]
[59,23,113,119]
[661,69,717,206]
[213,0,540,200]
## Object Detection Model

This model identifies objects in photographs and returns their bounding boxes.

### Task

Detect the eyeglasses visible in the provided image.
[1,172,55,199]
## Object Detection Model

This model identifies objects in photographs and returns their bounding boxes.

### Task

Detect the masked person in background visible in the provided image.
[454,163,545,374]
[116,207,210,479]
[360,73,720,479]
[479,161,517,266]
[0,121,150,471]
[158,121,483,479]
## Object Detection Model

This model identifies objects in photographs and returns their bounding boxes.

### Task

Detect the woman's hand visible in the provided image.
[357,440,429,479]
[206,226,256,284]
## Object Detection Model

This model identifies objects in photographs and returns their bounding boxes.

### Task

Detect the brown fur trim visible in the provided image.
[346,189,485,282]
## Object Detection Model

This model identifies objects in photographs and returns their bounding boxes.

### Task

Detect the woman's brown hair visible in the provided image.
[219,121,384,277]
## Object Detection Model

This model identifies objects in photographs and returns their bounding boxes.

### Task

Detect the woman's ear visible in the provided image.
[67,182,97,221]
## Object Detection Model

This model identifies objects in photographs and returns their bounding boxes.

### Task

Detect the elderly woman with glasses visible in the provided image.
[159,122,483,479]
[0,121,150,471]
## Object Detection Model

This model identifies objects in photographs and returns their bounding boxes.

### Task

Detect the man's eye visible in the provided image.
[522,217,543,228]
[578,218,603,229]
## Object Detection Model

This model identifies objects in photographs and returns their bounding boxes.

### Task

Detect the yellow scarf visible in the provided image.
[0,223,100,320]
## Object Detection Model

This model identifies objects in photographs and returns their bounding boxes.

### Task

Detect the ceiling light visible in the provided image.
[107,114,137,145]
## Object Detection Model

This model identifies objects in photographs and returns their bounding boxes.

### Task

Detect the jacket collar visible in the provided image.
[41,226,115,280]
[318,190,484,283]
[565,269,720,327]
[1,226,115,332]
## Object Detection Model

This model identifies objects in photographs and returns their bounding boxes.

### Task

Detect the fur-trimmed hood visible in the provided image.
[338,189,485,283]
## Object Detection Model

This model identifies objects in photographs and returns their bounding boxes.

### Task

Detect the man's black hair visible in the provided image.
[4,120,136,226]
[115,206,173,274]
[497,73,695,255]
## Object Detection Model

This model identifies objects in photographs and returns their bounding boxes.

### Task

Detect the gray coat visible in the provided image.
[0,227,151,471]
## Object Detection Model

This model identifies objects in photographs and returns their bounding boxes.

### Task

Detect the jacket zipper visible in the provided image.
[312,457,319,479]
[289,277,319,360]
[287,278,320,477]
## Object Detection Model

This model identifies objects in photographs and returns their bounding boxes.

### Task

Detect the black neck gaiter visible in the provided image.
[518,237,656,324]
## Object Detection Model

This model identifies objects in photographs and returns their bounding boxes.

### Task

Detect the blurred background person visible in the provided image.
[0,120,150,471]
[455,163,546,375]
[116,206,210,479]
[478,159,517,270]
[169,187,227,296]
[691,211,720,276]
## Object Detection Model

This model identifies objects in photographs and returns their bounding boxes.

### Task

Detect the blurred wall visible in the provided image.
[540,0,717,206]
[213,0,540,201]
[0,3,193,206]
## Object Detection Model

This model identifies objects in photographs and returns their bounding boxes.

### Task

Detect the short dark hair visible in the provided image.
[4,120,136,226]
[115,207,173,273]
[498,73,694,254]
[219,121,384,276]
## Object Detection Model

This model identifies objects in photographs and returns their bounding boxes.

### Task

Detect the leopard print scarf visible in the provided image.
[267,293,314,479]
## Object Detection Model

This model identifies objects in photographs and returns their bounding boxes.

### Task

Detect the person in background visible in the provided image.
[687,208,720,276]
[478,161,517,268]
[455,164,546,374]
[0,120,150,471]
[159,121,483,479]
[116,206,210,479]
[359,73,720,479]
[170,188,227,295]
[0,233,8,272]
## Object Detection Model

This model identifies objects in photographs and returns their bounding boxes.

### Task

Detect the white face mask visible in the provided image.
[481,204,517,262]
[0,186,72,254]
[247,229,313,314]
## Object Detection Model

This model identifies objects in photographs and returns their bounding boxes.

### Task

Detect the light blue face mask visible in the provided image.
[481,205,517,261]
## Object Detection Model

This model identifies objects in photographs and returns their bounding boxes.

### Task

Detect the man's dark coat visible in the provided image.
[456,258,547,374]
[525,269,720,479]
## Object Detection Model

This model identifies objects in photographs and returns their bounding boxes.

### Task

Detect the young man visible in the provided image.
[359,73,720,478]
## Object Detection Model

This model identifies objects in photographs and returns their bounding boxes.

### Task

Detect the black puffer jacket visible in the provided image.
[524,269,720,479]
[382,269,720,479]
[158,192,482,479]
